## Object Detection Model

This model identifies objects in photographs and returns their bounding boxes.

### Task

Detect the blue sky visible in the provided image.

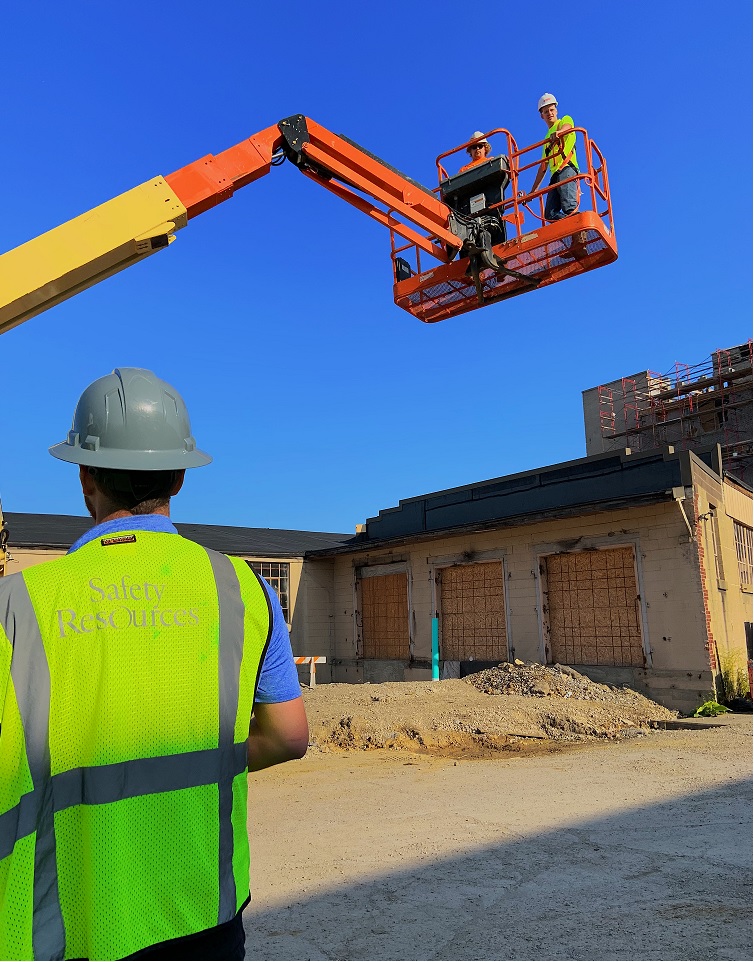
[1,2,750,534]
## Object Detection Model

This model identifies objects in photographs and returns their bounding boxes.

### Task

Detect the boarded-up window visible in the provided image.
[361,573,410,660]
[440,562,507,661]
[545,547,644,667]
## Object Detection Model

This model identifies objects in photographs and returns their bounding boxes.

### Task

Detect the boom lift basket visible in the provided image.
[392,127,617,323]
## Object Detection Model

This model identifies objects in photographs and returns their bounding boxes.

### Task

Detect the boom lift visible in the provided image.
[0,115,616,335]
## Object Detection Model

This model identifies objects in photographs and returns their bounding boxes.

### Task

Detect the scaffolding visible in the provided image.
[596,342,753,484]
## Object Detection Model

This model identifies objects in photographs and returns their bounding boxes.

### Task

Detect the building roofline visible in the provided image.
[4,513,351,557]
[308,447,721,558]
[307,491,674,558]
[723,472,753,495]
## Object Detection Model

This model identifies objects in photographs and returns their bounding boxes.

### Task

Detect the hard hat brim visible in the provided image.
[48,441,212,470]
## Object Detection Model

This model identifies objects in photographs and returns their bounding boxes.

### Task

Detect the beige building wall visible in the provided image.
[7,464,751,710]
[288,558,337,681]
[690,471,753,693]
[328,485,747,711]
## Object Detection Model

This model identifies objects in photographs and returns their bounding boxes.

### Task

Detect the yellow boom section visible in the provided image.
[0,178,187,335]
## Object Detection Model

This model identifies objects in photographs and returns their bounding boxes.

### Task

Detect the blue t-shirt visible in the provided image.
[69,515,301,704]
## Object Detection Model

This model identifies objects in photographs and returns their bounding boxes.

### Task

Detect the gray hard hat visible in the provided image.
[49,368,211,470]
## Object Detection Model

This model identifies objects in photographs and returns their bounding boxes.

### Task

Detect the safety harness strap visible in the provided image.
[546,120,576,172]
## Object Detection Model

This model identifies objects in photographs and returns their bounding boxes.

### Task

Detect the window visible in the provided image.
[247,561,290,622]
[708,506,725,582]
[734,522,753,591]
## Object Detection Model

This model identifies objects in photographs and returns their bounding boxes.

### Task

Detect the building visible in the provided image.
[7,448,752,714]
[582,342,753,487]
[307,446,752,714]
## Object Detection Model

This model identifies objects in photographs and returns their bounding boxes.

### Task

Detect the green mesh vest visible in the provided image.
[0,530,271,960]
[543,116,579,174]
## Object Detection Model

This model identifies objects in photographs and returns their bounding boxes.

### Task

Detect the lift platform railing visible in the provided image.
[511,127,614,240]
[391,126,617,323]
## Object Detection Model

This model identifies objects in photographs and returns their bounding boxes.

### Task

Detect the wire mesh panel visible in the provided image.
[440,562,507,661]
[361,573,410,660]
[545,548,644,667]
[394,219,616,323]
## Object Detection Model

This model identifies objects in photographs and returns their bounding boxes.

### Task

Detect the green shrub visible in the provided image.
[719,648,751,702]
[693,700,731,717]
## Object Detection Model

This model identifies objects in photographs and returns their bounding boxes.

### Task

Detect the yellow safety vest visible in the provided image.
[0,531,271,960]
[543,115,579,174]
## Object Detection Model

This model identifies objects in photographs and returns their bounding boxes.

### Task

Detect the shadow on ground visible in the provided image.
[244,779,752,961]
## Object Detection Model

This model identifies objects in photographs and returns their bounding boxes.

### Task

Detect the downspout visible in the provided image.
[672,486,694,541]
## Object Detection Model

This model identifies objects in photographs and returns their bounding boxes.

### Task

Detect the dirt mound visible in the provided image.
[303,665,677,758]
[465,661,657,706]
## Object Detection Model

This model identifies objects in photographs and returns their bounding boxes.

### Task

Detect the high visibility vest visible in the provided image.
[0,531,271,961]
[543,116,579,174]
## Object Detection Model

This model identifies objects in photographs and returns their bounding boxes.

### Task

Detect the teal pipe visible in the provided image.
[431,616,440,680]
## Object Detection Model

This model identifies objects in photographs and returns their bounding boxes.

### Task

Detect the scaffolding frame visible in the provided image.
[596,342,753,482]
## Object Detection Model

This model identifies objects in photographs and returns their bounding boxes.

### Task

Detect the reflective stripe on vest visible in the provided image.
[206,549,246,923]
[0,538,269,961]
[4,575,65,961]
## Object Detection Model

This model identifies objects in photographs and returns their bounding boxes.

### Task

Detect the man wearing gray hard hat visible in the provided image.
[0,368,308,961]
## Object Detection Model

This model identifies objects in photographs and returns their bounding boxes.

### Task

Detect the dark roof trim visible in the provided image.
[5,513,351,557]
[307,491,674,558]
[723,472,753,495]
[309,448,710,557]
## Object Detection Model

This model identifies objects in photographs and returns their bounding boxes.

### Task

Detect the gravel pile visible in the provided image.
[465,661,657,708]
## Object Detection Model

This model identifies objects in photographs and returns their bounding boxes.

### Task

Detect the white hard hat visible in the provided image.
[538,93,558,112]
[467,130,490,150]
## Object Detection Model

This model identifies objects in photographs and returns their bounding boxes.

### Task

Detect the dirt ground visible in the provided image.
[302,664,679,757]
[243,669,752,961]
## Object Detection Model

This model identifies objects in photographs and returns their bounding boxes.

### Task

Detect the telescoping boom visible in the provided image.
[0,114,617,334]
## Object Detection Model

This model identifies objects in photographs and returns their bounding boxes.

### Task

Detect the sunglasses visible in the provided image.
[470,144,487,150]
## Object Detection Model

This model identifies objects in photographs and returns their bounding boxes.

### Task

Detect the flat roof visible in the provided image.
[309,447,722,556]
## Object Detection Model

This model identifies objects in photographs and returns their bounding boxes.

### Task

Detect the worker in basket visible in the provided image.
[526,93,580,221]
[458,131,492,173]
